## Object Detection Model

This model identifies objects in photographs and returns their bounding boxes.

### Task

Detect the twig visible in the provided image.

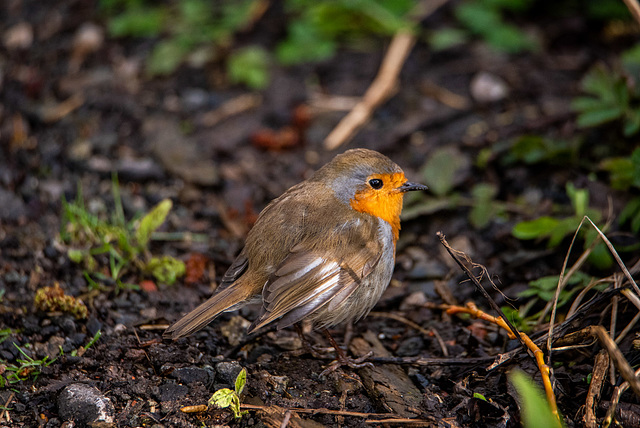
[0,392,14,423]
[365,417,433,424]
[622,0,640,25]
[323,0,450,150]
[420,80,470,110]
[368,311,434,338]
[240,403,419,420]
[323,30,415,149]
[591,325,640,398]
[583,350,609,428]
[198,94,262,127]
[367,355,495,366]
[603,366,640,428]
[279,410,292,428]
[436,232,527,350]
[443,302,561,425]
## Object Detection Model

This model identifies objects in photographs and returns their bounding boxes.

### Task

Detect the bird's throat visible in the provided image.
[350,191,403,242]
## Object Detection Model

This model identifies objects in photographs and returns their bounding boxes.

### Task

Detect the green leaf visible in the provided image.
[276,21,336,65]
[136,199,173,248]
[566,183,588,218]
[421,147,470,197]
[147,40,188,76]
[587,242,613,270]
[428,28,468,51]
[484,22,537,53]
[469,183,498,229]
[235,368,247,395]
[620,197,640,232]
[601,157,634,190]
[209,388,235,409]
[631,148,640,188]
[107,7,166,38]
[145,256,185,285]
[575,106,624,128]
[67,249,85,264]
[547,218,579,248]
[512,217,559,240]
[473,392,487,401]
[227,46,270,89]
[510,370,562,428]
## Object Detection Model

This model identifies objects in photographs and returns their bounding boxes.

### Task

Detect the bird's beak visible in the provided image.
[398,181,428,193]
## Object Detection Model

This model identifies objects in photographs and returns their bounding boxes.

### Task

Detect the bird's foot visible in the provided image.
[319,349,374,377]
[319,328,373,376]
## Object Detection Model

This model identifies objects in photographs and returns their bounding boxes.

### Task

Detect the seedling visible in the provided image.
[61,176,185,291]
[1,344,55,386]
[208,368,248,418]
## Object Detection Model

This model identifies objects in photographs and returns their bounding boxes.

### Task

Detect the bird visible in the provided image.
[164,148,427,348]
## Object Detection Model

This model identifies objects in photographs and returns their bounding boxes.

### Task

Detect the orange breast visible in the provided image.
[349,172,406,241]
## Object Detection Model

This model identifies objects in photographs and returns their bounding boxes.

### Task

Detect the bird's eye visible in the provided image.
[369,178,383,189]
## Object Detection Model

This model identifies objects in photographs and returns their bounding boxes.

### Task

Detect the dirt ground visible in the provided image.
[1,1,640,427]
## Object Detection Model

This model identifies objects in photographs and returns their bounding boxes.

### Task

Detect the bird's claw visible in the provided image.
[319,350,374,377]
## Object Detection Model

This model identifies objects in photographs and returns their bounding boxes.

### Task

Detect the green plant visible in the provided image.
[599,147,640,236]
[209,368,248,418]
[521,271,597,308]
[403,147,506,229]
[277,0,415,65]
[102,0,416,85]
[501,135,581,166]
[101,0,260,77]
[1,332,103,387]
[34,283,89,319]
[61,176,185,291]
[572,63,640,136]
[1,344,55,386]
[0,328,13,344]
[452,0,538,54]
[512,183,612,269]
[228,46,270,90]
[510,370,563,428]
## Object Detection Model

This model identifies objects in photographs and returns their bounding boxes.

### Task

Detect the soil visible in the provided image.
[1,1,639,427]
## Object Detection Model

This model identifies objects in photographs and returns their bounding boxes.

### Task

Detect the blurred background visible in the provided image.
[1,0,640,426]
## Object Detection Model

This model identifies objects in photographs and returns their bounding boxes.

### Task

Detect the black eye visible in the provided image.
[369,179,383,189]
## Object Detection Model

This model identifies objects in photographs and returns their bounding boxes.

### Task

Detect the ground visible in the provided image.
[1,1,639,427]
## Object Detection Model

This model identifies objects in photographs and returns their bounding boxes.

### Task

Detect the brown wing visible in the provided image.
[247,237,382,333]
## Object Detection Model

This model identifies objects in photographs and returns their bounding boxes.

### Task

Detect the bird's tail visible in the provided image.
[163,285,255,340]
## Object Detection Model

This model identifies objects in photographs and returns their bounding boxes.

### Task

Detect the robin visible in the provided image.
[164,148,427,366]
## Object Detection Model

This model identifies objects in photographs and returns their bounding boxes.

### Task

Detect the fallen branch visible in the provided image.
[323,0,450,150]
[437,231,561,426]
[443,301,560,426]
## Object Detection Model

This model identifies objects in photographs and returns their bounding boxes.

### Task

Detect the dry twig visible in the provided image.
[583,350,609,428]
[323,0,450,150]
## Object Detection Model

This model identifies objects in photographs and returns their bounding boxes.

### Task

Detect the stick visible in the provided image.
[323,0,450,150]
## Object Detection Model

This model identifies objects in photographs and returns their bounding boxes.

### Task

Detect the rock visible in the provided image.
[470,72,509,103]
[115,157,164,181]
[170,366,215,388]
[0,188,27,221]
[215,361,243,385]
[156,382,188,402]
[58,383,115,427]
[70,23,104,72]
[3,22,33,50]
[145,116,218,186]
[220,316,251,346]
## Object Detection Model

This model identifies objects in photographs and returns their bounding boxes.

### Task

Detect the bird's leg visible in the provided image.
[319,328,373,377]
[293,323,333,358]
